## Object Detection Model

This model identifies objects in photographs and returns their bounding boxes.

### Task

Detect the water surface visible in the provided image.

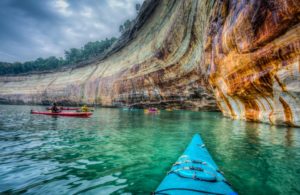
[0,105,299,194]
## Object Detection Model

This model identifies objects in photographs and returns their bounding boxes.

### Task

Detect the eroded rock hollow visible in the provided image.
[0,0,299,126]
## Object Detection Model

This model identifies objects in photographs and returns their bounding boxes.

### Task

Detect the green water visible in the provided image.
[0,105,299,195]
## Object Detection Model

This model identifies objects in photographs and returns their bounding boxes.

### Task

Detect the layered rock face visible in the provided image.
[206,0,300,126]
[0,0,299,126]
[0,0,217,110]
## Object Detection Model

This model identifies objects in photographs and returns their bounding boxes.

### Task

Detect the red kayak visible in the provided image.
[31,110,92,117]
[46,107,80,111]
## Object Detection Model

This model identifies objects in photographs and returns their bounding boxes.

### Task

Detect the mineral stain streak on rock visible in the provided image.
[279,96,294,126]
[207,0,300,126]
[0,0,299,126]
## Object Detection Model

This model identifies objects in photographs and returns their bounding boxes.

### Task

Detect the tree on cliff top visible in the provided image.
[0,2,139,75]
[0,37,117,75]
[119,3,140,34]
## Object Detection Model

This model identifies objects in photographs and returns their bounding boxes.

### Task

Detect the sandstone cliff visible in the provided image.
[0,0,299,126]
[207,0,300,126]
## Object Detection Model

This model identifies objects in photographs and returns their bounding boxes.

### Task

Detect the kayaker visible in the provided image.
[81,105,89,112]
[149,107,157,112]
[51,103,60,113]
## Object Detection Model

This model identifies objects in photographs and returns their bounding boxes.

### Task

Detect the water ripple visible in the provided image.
[0,105,299,194]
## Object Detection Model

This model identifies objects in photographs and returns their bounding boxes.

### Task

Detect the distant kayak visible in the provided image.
[144,108,159,113]
[31,110,92,117]
[154,134,237,195]
[46,107,80,111]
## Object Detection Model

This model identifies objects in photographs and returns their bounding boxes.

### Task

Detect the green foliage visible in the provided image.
[0,2,141,76]
[119,19,132,34]
[135,3,141,12]
[0,37,117,75]
[119,3,140,34]
[119,25,124,33]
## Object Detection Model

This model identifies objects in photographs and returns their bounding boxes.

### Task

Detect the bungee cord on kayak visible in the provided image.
[154,187,233,195]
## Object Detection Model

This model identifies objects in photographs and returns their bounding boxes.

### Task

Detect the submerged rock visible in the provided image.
[0,0,299,126]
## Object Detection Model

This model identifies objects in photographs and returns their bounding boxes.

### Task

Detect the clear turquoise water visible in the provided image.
[0,105,300,195]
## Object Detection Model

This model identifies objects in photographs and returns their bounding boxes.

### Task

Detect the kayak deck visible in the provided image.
[31,111,92,117]
[154,134,237,195]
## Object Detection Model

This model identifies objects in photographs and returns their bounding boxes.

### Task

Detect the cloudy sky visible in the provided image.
[0,0,143,62]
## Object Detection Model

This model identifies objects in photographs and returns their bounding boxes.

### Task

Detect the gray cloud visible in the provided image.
[0,0,143,62]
